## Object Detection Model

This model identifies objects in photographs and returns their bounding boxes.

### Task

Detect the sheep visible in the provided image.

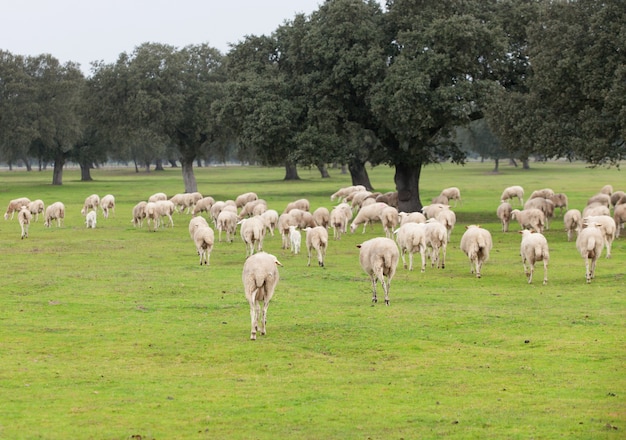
[548,193,568,216]
[529,188,555,200]
[350,202,388,234]
[100,194,115,219]
[394,222,427,272]
[252,201,268,217]
[519,230,549,285]
[610,190,626,207]
[288,225,301,255]
[148,192,167,203]
[192,196,215,216]
[576,222,605,283]
[424,218,448,269]
[85,210,97,229]
[380,206,400,238]
[193,226,215,266]
[435,208,456,241]
[277,213,296,249]
[235,192,258,208]
[330,185,366,202]
[496,201,512,232]
[421,203,448,220]
[144,202,159,231]
[564,209,583,241]
[18,206,32,239]
[600,184,613,195]
[4,197,31,220]
[511,208,545,233]
[431,195,449,205]
[239,216,266,256]
[350,191,375,211]
[312,207,330,229]
[614,204,626,238]
[189,216,209,240]
[44,202,65,228]
[586,193,611,208]
[239,199,267,219]
[460,225,493,278]
[357,237,399,305]
[216,210,239,242]
[500,186,524,205]
[155,200,175,228]
[583,215,616,258]
[329,206,348,240]
[283,198,310,213]
[399,211,426,225]
[81,194,100,216]
[242,252,283,340]
[260,209,279,236]
[582,203,610,218]
[288,208,316,229]
[375,191,398,208]
[524,197,555,229]
[27,199,45,222]
[440,187,462,207]
[305,226,328,267]
[169,193,195,214]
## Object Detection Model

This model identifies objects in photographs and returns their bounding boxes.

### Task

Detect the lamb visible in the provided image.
[239,216,266,256]
[18,206,32,239]
[576,222,605,283]
[216,210,239,242]
[350,202,388,233]
[235,192,258,208]
[100,194,115,219]
[440,187,462,207]
[148,192,167,203]
[192,196,215,216]
[193,226,215,266]
[4,197,31,220]
[399,211,426,225]
[435,208,456,241]
[305,226,328,267]
[460,225,493,278]
[524,197,554,229]
[394,222,427,272]
[189,216,209,240]
[424,218,448,269]
[44,202,65,228]
[519,230,549,285]
[614,203,626,238]
[242,252,283,340]
[583,215,616,258]
[500,186,524,205]
[496,201,512,232]
[511,208,545,233]
[283,198,310,213]
[260,209,279,236]
[85,210,97,229]
[329,206,348,240]
[27,199,45,222]
[357,237,399,305]
[312,207,330,229]
[380,206,400,238]
[563,209,583,241]
[288,225,301,255]
[81,194,100,216]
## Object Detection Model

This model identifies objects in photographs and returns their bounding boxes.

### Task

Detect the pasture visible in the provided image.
[1,161,624,439]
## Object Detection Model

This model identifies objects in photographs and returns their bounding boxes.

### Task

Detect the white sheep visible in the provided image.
[288,225,301,255]
[350,202,388,233]
[216,210,239,242]
[27,199,45,222]
[394,222,427,272]
[529,188,555,200]
[586,193,611,208]
[357,237,399,305]
[583,215,616,258]
[375,191,399,208]
[460,225,493,278]
[524,197,555,229]
[283,198,310,213]
[239,199,267,219]
[563,209,583,241]
[100,194,115,219]
[131,201,148,227]
[305,226,328,267]
[242,252,283,340]
[421,203,448,220]
[148,192,167,203]
[155,200,175,228]
[424,218,448,269]
[18,206,32,239]
[329,206,348,240]
[610,191,626,207]
[81,194,100,216]
[313,207,330,229]
[44,202,65,228]
[576,222,605,283]
[600,184,613,195]
[431,195,449,205]
[193,226,215,266]
[330,185,366,202]
[511,208,545,233]
[192,196,215,216]
[260,209,279,236]
[144,202,159,231]
[277,213,296,249]
[239,216,266,256]
[235,192,258,208]
[399,211,426,225]
[169,193,195,214]
[548,193,568,216]
[380,206,400,238]
[582,203,610,218]
[4,197,31,220]
[614,203,626,238]
[288,208,316,229]
[440,187,462,207]
[500,185,524,205]
[189,216,209,240]
[350,191,375,211]
[435,208,456,241]
[519,230,549,285]
[85,210,97,229]
[496,201,512,232]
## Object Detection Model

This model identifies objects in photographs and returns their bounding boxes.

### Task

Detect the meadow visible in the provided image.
[0,161,624,439]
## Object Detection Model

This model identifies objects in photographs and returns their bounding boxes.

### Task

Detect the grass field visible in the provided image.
[0,161,624,439]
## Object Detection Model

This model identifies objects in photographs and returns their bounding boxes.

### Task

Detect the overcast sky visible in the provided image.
[2,0,332,75]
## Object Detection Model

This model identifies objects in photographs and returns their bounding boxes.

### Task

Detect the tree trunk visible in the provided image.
[168,159,178,167]
[181,157,198,192]
[284,161,300,180]
[394,162,423,213]
[493,158,499,172]
[348,160,373,190]
[80,160,93,181]
[155,158,165,171]
[52,154,65,186]
[341,164,348,174]
[522,159,530,169]
[317,163,330,178]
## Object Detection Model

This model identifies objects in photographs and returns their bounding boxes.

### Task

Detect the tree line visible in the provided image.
[0,0,623,211]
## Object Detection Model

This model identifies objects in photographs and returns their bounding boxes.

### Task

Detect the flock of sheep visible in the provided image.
[4,181,625,340]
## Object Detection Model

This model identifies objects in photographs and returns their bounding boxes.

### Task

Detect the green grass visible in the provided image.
[0,161,624,439]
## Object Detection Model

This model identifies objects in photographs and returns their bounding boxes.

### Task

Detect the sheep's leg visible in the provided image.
[317,246,324,267]
[475,259,482,278]
[585,258,592,283]
[370,275,378,303]
[407,251,412,271]
[419,247,426,273]
[605,240,612,259]
[542,260,548,285]
[527,262,534,284]
[260,299,270,336]
[400,249,407,269]
[381,275,390,306]
[441,244,446,269]
[307,247,312,266]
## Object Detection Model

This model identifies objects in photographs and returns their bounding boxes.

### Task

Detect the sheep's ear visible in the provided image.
[465,225,470,230]
[274,259,283,267]
[356,244,362,249]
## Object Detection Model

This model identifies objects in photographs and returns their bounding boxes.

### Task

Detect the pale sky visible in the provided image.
[1,0,330,75]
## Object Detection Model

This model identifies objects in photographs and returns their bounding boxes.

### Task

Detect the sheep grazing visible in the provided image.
[421,203,448,220]
[519,230,549,285]
[431,195,449,205]
[380,206,400,238]
[375,191,399,208]
[529,188,555,200]
[148,192,167,203]
[235,192,258,209]
[313,207,330,229]
[288,208,316,229]
[511,208,545,233]
[524,197,555,229]
[576,222,605,283]
[18,206,32,239]
[610,190,626,207]
[582,203,610,218]
[239,216,266,256]
[614,204,626,238]
[155,200,176,228]
[583,215,616,259]
[144,202,159,231]
[564,209,583,241]
[350,202,388,234]
[600,184,613,195]
[357,237,399,305]
[192,196,215,216]
[497,201,512,232]
[216,210,239,242]
[85,210,97,229]
[424,218,448,269]
[586,193,611,209]
[330,185,366,202]
[329,206,348,240]
[189,216,209,240]
[4,197,31,220]
[289,225,301,255]
[548,193,568,216]
[435,208,456,241]
[260,209,279,236]
[500,186,524,206]
[305,226,328,267]
[242,252,283,340]
[81,194,100,216]
[27,199,45,222]
[399,211,426,225]
[100,194,115,219]
[283,198,310,213]
[440,187,462,207]
[44,202,65,228]
[239,199,267,219]
[394,222,427,272]
[193,226,215,266]
[169,193,195,214]
[132,201,148,227]
[460,225,493,278]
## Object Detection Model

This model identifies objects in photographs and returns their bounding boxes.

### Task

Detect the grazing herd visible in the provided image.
[4,181,624,339]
